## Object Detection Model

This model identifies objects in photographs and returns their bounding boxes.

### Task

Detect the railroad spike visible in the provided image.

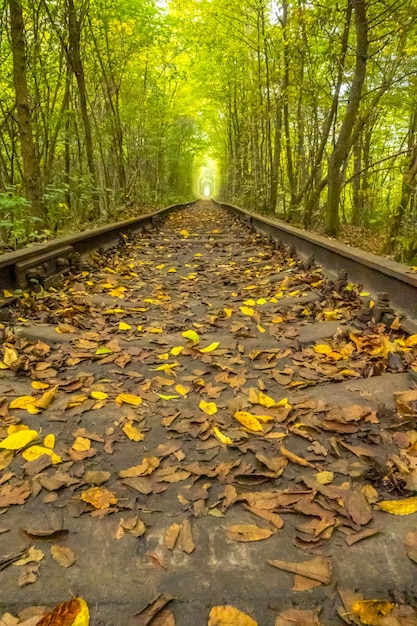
[373,291,395,324]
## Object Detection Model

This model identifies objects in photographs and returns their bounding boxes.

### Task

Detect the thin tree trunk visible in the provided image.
[326,0,368,236]
[9,0,43,219]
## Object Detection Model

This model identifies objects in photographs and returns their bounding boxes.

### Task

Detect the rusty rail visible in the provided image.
[0,201,193,294]
[216,201,417,331]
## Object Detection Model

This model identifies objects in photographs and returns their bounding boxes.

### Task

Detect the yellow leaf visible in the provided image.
[22,445,61,464]
[406,334,417,348]
[252,414,273,422]
[199,400,217,415]
[36,385,58,409]
[115,393,142,406]
[239,306,255,316]
[122,423,144,441]
[314,344,333,354]
[316,471,334,485]
[180,229,189,237]
[208,605,257,626]
[2,346,18,366]
[0,429,38,449]
[96,346,113,355]
[136,325,143,331]
[81,487,117,509]
[323,310,338,320]
[9,395,39,412]
[175,384,190,396]
[234,411,263,432]
[271,315,284,323]
[199,342,220,353]
[171,345,184,356]
[224,308,233,318]
[378,496,417,515]
[158,352,169,360]
[244,299,256,306]
[158,394,180,400]
[213,427,233,445]
[182,329,200,343]
[91,390,108,400]
[118,322,131,331]
[105,308,125,314]
[72,436,91,452]
[154,362,179,373]
[7,424,29,434]
[31,381,49,390]
[256,298,267,305]
[168,267,177,273]
[352,600,394,625]
[3,289,13,298]
[43,434,55,449]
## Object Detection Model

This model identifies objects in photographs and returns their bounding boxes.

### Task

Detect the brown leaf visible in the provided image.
[50,544,76,568]
[405,530,417,564]
[134,594,175,626]
[150,610,175,625]
[119,456,160,478]
[18,564,39,587]
[225,524,275,542]
[280,445,314,468]
[275,608,323,625]
[164,523,181,550]
[268,556,332,585]
[121,477,153,495]
[345,528,380,546]
[179,518,195,553]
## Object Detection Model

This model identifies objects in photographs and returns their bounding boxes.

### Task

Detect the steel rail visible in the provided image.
[215,200,417,330]
[0,201,194,294]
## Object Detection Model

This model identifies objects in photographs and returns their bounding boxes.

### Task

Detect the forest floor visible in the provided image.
[1,200,417,626]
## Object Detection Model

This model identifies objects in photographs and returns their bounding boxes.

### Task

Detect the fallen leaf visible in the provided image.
[81,487,117,509]
[234,411,263,432]
[352,599,394,625]
[22,446,62,464]
[268,556,332,585]
[134,594,174,626]
[37,598,89,626]
[280,445,314,468]
[14,546,45,566]
[72,436,91,452]
[199,342,220,353]
[36,385,58,409]
[275,608,323,625]
[179,518,195,553]
[115,393,142,406]
[213,427,233,445]
[50,544,76,568]
[378,496,417,515]
[182,329,200,343]
[164,523,181,550]
[119,457,160,477]
[0,430,38,450]
[225,524,275,542]
[122,423,144,441]
[199,400,217,415]
[405,530,417,563]
[208,605,257,626]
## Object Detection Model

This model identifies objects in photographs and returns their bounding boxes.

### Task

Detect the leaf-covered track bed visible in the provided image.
[1,200,417,626]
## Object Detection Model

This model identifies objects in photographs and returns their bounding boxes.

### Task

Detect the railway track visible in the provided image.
[1,200,417,625]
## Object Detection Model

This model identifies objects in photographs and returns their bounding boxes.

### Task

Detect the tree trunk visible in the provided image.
[9,0,43,219]
[325,0,368,236]
[67,0,97,208]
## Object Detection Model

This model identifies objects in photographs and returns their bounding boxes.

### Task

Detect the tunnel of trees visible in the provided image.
[0,0,416,261]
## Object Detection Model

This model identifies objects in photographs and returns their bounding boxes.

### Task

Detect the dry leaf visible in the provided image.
[208,605,257,626]
[50,544,76,568]
[164,523,181,550]
[179,518,195,553]
[234,411,263,432]
[199,400,217,415]
[81,487,117,509]
[275,608,323,625]
[352,599,394,625]
[280,445,314,468]
[378,496,417,515]
[37,598,89,626]
[268,556,332,585]
[122,423,144,441]
[0,430,38,450]
[115,393,142,406]
[225,524,274,542]
[405,530,417,563]
[119,457,160,478]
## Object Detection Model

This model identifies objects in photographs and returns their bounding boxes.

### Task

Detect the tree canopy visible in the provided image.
[1,0,417,259]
